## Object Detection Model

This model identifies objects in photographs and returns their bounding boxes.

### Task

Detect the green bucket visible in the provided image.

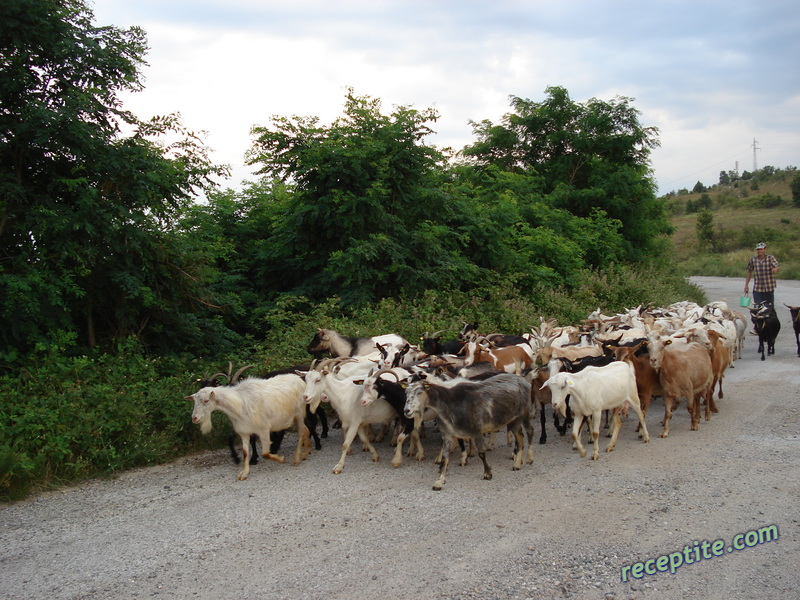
[740,296,751,307]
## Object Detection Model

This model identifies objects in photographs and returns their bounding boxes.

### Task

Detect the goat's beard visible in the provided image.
[200,415,212,435]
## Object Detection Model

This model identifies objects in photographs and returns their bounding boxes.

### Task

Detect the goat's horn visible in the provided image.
[210,372,228,383]
[231,365,255,383]
[430,329,447,338]
[226,361,233,379]
[373,368,401,381]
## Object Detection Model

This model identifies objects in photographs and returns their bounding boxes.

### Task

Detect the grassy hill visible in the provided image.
[662,166,800,280]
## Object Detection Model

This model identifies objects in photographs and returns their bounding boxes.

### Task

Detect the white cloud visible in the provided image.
[92,0,800,194]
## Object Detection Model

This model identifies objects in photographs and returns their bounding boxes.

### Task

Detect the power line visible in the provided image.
[751,138,760,171]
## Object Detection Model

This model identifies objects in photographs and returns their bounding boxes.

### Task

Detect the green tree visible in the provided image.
[0,0,228,353]
[791,173,800,207]
[245,90,475,306]
[696,209,715,251]
[461,86,672,261]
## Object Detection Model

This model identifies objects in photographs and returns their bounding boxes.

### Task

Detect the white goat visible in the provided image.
[540,361,649,460]
[186,374,311,480]
[301,369,397,474]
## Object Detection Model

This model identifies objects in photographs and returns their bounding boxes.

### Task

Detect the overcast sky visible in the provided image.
[90,0,800,196]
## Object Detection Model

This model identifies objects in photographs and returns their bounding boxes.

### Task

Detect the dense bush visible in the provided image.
[0,335,229,500]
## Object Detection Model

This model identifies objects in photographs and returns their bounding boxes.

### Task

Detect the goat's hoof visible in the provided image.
[372,456,380,463]
[332,468,343,474]
[483,473,493,480]
[432,484,443,491]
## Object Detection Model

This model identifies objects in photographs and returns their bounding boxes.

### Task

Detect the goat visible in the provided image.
[204,364,329,465]
[784,304,800,356]
[540,361,649,460]
[300,368,396,474]
[195,364,261,466]
[358,368,427,466]
[403,373,535,490]
[462,339,534,375]
[749,302,780,360]
[186,374,311,480]
[420,330,465,356]
[306,328,409,360]
[647,336,714,437]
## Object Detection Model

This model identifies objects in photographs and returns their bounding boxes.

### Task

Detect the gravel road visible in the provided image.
[1,276,799,600]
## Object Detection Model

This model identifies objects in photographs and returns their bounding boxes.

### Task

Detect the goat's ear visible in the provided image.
[352,379,364,385]
[565,377,575,387]
[184,395,194,401]
[665,339,673,346]
[295,370,308,377]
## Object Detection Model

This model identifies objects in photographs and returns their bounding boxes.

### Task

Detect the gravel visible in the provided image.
[1,276,799,600]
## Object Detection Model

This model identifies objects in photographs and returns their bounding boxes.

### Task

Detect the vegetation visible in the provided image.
[0,1,725,500]
[664,166,800,279]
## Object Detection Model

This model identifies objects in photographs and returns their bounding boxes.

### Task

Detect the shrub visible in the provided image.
[0,337,228,500]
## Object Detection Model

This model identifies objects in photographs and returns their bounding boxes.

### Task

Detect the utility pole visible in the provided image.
[752,138,760,172]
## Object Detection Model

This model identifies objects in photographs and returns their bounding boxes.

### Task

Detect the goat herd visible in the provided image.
[186,299,798,490]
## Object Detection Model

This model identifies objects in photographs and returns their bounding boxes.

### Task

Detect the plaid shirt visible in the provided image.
[747,254,779,292]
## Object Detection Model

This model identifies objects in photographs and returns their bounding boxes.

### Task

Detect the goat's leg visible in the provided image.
[238,434,254,480]
[259,429,286,464]
[659,395,674,438]
[228,432,242,465]
[630,397,650,443]
[356,425,381,463]
[333,423,361,474]
[293,420,311,464]
[318,407,329,438]
[392,420,421,467]
[410,430,425,462]
[571,416,587,458]
[433,438,452,490]
[538,400,547,444]
[605,411,622,454]
[523,416,535,464]
[510,425,524,470]
[589,412,601,460]
[304,410,322,450]
[268,431,285,455]
[476,438,493,480]
[689,393,701,431]
[391,429,408,468]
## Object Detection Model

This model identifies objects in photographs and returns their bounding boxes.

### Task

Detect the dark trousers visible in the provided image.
[753,290,775,306]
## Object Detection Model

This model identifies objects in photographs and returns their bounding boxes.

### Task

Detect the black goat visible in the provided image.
[420,330,465,356]
[749,302,781,360]
[784,304,800,356]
